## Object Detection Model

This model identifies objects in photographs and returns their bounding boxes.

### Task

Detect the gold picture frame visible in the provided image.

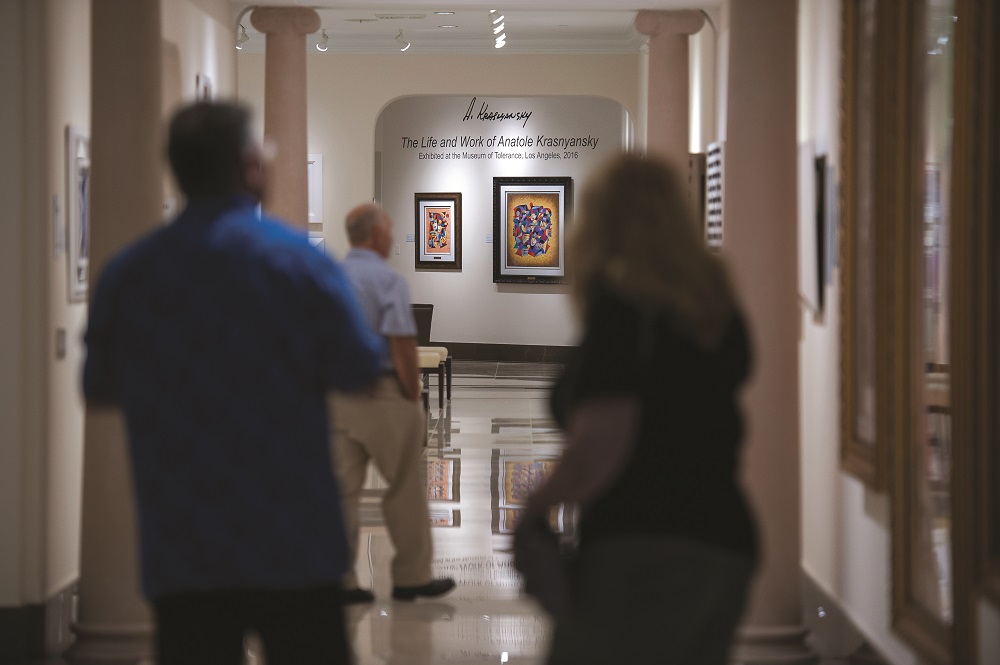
[888,2,958,662]
[947,0,1000,615]
[839,0,890,489]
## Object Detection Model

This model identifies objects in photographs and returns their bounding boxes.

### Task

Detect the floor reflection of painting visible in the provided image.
[491,449,573,536]
[496,505,566,534]
[502,460,557,507]
[429,509,461,528]
[427,458,460,502]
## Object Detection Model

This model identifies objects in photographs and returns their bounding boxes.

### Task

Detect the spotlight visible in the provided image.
[489,10,506,49]
[235,24,249,50]
[395,29,411,52]
[316,28,329,52]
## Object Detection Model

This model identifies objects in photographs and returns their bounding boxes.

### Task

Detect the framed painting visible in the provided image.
[65,125,90,303]
[492,176,572,284]
[308,154,323,224]
[945,0,998,659]
[954,0,1000,611]
[888,1,961,661]
[414,192,461,271]
[839,0,889,490]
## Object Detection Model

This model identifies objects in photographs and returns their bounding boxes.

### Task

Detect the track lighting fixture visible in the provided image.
[235,24,249,50]
[395,29,411,52]
[316,29,329,52]
[489,10,506,49]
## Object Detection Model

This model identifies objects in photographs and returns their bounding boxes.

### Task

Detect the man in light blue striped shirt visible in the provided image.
[330,203,456,604]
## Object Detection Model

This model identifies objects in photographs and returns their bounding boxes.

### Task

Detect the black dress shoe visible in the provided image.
[341,587,375,604]
[391,578,456,601]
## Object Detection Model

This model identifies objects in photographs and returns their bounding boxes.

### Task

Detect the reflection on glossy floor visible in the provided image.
[339,360,562,665]
[19,361,880,665]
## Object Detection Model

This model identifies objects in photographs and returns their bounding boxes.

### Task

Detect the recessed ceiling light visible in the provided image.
[439,24,457,28]
[435,11,455,15]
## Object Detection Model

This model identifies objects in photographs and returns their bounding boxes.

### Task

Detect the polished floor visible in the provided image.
[267,360,884,665]
[334,360,562,665]
[22,361,883,665]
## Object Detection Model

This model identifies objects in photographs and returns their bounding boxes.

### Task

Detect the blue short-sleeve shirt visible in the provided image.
[83,194,385,599]
[340,248,417,370]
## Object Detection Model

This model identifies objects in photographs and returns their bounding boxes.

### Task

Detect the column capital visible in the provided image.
[250,7,321,35]
[635,10,705,37]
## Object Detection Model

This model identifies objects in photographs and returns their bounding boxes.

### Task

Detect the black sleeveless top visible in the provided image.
[551,289,759,560]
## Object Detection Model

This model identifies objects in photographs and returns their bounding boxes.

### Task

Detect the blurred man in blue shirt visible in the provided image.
[83,101,383,665]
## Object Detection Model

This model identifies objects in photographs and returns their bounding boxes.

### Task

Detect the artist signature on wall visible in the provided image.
[462,97,533,128]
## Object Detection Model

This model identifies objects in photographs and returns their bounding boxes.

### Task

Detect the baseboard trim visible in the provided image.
[434,341,574,363]
[0,580,77,662]
[0,602,44,663]
[801,571,891,663]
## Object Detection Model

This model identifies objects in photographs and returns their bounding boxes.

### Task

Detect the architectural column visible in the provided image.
[250,7,320,229]
[721,1,816,663]
[635,10,704,171]
[66,1,162,662]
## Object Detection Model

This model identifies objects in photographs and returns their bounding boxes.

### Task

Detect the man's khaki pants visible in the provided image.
[329,376,433,589]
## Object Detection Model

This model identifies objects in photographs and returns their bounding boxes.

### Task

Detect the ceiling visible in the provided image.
[232,2,719,55]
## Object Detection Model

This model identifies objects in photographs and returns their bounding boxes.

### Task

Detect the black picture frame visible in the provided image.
[492,176,572,284]
[414,192,462,271]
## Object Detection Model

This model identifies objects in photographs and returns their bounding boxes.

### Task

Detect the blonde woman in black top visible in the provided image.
[517,153,758,665]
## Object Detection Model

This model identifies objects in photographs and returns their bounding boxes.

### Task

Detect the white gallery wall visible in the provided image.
[0,0,28,608]
[0,0,237,624]
[795,1,929,662]
[41,0,92,609]
[0,0,94,613]
[377,95,631,346]
[236,52,640,347]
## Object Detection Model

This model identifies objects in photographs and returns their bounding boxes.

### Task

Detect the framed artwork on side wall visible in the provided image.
[65,125,90,303]
[414,192,462,271]
[839,0,888,490]
[493,176,572,284]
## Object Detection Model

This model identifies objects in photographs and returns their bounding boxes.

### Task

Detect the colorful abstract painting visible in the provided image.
[493,177,572,283]
[423,207,452,254]
[65,125,90,302]
[426,458,460,502]
[501,460,557,506]
[415,193,462,270]
[489,450,576,538]
[506,194,558,268]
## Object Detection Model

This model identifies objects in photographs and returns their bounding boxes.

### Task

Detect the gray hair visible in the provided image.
[345,203,385,245]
